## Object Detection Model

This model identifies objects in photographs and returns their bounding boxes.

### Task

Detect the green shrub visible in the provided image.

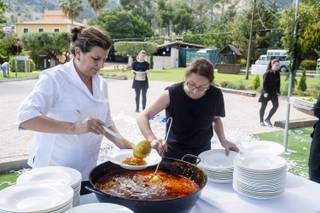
[297,70,307,92]
[299,59,317,70]
[9,57,35,72]
[252,75,261,90]
[240,58,247,67]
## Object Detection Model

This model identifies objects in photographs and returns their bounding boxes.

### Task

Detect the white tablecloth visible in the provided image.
[80,173,320,213]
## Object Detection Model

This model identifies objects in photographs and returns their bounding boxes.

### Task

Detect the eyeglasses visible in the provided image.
[185,81,210,93]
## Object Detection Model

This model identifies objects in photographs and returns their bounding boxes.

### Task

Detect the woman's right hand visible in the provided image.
[263,93,268,98]
[73,117,105,135]
[150,139,166,155]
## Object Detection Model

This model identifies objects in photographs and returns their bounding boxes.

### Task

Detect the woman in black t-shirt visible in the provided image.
[137,58,239,160]
[258,59,281,127]
[132,50,149,112]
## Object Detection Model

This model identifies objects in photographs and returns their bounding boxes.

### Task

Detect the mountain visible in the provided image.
[4,0,119,25]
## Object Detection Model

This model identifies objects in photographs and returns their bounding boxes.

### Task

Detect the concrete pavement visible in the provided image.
[0,78,314,166]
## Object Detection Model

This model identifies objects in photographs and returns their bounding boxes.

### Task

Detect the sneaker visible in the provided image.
[265,119,273,127]
[260,121,266,126]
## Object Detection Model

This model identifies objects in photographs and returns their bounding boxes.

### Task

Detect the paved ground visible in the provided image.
[0,78,314,164]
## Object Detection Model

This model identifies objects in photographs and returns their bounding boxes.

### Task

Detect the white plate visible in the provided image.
[240,141,285,156]
[65,203,134,213]
[0,183,73,213]
[17,166,82,189]
[199,149,237,170]
[234,154,286,171]
[107,149,161,170]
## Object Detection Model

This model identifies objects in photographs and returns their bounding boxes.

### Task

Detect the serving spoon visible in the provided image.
[149,117,173,184]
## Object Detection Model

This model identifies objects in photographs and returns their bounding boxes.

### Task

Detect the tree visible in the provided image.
[120,0,157,26]
[0,0,7,28]
[88,0,108,13]
[22,32,71,66]
[59,0,83,27]
[172,1,194,35]
[279,3,320,61]
[114,41,157,65]
[157,0,175,36]
[93,8,154,39]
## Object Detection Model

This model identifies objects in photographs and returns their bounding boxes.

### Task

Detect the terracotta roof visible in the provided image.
[16,19,84,26]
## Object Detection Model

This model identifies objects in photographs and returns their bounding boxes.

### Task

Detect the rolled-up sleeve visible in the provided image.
[16,72,58,129]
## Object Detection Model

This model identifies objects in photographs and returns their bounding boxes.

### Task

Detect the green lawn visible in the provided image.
[0,171,19,190]
[254,127,313,178]
[0,71,40,80]
[100,68,320,97]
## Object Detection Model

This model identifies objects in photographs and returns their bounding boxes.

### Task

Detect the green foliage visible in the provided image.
[9,56,36,72]
[252,75,261,90]
[299,59,317,70]
[0,35,19,61]
[240,58,247,67]
[120,0,156,26]
[21,32,70,67]
[279,3,320,60]
[59,0,83,23]
[0,0,6,27]
[93,8,154,39]
[219,80,246,90]
[88,0,107,12]
[114,41,157,57]
[297,70,307,92]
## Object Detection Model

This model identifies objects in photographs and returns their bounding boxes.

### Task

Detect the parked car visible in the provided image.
[255,49,290,72]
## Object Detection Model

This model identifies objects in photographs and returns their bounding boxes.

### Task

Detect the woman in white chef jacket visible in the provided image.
[17,27,129,194]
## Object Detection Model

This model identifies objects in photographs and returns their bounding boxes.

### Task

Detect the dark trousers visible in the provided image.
[259,95,279,122]
[135,87,147,110]
[309,122,320,183]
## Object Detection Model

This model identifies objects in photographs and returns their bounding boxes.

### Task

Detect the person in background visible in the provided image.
[258,59,281,126]
[137,58,239,162]
[1,61,9,78]
[132,50,149,112]
[309,96,320,183]
[16,27,130,195]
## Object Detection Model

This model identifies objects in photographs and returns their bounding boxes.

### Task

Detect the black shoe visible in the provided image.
[135,109,139,112]
[260,121,266,126]
[265,119,273,127]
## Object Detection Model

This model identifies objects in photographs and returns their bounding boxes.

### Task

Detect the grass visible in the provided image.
[0,171,19,190]
[100,68,320,96]
[254,127,313,178]
[0,71,40,80]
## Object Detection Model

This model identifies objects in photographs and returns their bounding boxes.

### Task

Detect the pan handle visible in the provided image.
[181,154,201,165]
[85,185,105,196]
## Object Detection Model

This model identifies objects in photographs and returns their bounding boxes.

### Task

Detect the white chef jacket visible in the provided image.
[16,60,113,180]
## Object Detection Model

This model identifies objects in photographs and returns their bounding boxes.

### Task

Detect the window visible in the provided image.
[23,28,28,33]
[54,28,59,32]
[38,28,44,32]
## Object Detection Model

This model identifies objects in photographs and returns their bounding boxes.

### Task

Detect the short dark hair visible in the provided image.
[70,27,112,55]
[185,58,214,83]
[267,58,280,71]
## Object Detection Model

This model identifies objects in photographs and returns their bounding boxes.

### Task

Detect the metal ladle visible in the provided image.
[149,117,173,184]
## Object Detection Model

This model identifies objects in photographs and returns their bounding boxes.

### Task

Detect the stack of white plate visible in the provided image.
[198,149,237,183]
[65,203,134,213]
[240,141,285,156]
[16,166,82,206]
[233,154,287,199]
[0,183,74,213]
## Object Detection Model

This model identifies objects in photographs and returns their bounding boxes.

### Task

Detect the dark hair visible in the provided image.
[185,58,214,83]
[267,58,280,71]
[70,27,112,55]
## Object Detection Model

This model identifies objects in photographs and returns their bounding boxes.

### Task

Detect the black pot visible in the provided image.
[87,156,207,213]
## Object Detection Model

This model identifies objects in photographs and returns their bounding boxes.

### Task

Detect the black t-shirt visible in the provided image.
[262,70,280,95]
[132,61,149,89]
[164,82,225,159]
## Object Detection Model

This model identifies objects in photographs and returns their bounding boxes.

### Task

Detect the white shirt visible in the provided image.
[17,60,113,180]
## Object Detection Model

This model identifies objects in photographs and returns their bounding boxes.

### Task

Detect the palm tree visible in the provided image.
[88,0,108,13]
[59,0,83,28]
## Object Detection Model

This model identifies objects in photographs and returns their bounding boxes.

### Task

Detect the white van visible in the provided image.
[255,49,290,72]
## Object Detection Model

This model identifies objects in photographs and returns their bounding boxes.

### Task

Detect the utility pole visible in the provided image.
[245,0,257,80]
[284,0,300,152]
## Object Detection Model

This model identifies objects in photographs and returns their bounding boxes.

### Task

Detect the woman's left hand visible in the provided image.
[221,139,239,156]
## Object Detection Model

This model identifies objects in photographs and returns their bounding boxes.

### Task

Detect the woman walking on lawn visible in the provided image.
[259,59,281,126]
